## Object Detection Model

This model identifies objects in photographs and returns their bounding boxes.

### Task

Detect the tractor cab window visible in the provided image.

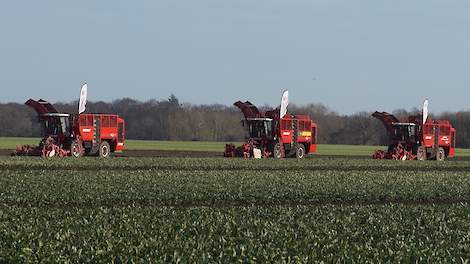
[245,119,273,139]
[392,124,415,142]
[42,116,70,136]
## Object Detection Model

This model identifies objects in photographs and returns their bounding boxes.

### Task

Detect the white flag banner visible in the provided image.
[423,99,429,125]
[280,90,289,118]
[79,83,88,114]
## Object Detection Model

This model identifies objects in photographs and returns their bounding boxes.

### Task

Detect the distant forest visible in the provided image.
[1,95,470,147]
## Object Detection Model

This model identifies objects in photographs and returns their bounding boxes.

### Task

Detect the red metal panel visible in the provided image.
[116,118,125,151]
[79,126,94,141]
[78,114,95,141]
[422,124,434,147]
[100,126,119,140]
[309,144,317,153]
[448,128,456,157]
[280,130,292,144]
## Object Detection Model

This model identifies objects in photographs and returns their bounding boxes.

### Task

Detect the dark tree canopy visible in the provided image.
[1,97,469,147]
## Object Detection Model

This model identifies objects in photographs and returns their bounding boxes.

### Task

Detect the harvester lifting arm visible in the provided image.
[25,99,59,115]
[233,101,262,119]
[372,111,399,135]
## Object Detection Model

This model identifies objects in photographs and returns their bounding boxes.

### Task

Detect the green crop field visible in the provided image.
[1,157,470,262]
[126,139,240,152]
[0,137,40,149]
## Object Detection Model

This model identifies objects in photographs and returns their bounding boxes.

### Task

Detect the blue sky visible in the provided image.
[1,0,469,114]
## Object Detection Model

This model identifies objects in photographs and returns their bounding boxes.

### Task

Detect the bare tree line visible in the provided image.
[1,95,470,147]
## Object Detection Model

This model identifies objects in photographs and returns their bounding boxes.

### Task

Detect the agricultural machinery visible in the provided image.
[372,109,455,161]
[13,98,125,158]
[224,91,318,159]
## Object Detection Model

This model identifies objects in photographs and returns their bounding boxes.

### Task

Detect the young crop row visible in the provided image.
[2,158,470,207]
[3,157,470,172]
[1,204,469,263]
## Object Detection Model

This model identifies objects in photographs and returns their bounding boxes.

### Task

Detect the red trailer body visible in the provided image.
[278,114,318,154]
[421,120,456,158]
[373,111,455,161]
[75,114,125,154]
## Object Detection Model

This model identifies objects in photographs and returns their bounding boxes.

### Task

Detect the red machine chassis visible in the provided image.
[225,101,318,158]
[372,111,455,161]
[12,99,125,158]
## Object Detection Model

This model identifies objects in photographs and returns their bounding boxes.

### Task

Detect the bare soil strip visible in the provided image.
[2,148,469,161]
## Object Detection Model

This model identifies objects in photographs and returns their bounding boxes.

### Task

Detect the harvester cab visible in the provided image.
[390,123,417,145]
[41,113,72,137]
[242,118,274,140]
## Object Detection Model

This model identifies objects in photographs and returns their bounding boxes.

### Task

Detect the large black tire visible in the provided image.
[70,140,83,158]
[436,147,446,161]
[273,143,283,159]
[417,146,427,161]
[295,144,306,159]
[99,141,111,158]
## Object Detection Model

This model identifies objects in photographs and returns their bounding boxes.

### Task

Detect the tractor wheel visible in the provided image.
[417,146,427,161]
[70,140,83,158]
[99,141,111,158]
[436,147,446,161]
[273,143,283,159]
[295,144,306,159]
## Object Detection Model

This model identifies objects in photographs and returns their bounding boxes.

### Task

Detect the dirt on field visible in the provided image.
[118,150,470,161]
[0,149,13,156]
[120,150,370,159]
[2,148,469,161]
[2,149,222,158]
